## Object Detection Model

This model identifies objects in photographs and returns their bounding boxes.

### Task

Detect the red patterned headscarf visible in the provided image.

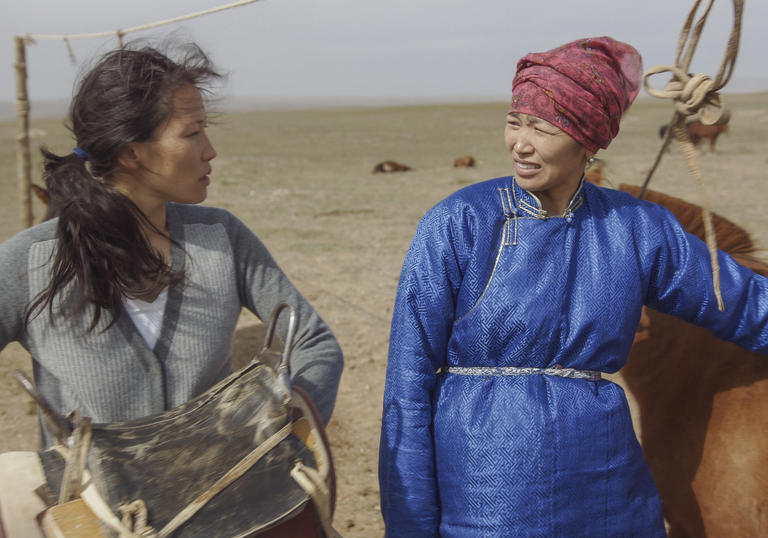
[509,36,642,153]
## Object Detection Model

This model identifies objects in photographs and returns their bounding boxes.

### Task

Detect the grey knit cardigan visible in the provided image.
[0,203,343,445]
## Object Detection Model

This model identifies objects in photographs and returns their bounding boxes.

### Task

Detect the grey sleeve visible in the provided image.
[0,233,33,350]
[228,214,344,424]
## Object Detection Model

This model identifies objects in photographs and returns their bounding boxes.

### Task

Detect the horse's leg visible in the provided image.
[0,452,47,538]
[691,134,702,148]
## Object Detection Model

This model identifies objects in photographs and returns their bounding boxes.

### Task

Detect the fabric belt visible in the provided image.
[444,365,602,381]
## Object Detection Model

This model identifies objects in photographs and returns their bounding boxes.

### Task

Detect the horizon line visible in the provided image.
[1,90,766,121]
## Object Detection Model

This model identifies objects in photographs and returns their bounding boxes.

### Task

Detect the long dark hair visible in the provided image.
[26,43,221,331]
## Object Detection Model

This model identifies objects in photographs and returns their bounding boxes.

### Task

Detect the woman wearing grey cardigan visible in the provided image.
[0,44,343,537]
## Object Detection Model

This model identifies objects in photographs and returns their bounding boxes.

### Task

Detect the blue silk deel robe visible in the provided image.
[379,176,768,537]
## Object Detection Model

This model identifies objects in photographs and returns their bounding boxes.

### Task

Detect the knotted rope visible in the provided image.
[640,0,744,311]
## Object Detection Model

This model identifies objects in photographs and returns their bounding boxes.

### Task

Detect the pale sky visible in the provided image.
[3,0,766,110]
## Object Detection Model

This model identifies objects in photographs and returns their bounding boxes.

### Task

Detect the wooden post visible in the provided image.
[14,35,33,229]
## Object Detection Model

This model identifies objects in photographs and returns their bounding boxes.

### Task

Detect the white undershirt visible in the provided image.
[123,288,168,349]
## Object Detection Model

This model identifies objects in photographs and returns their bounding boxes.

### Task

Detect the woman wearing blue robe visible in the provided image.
[379,37,768,537]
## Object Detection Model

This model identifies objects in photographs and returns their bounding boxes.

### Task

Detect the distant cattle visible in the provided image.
[688,121,729,152]
[372,160,411,174]
[453,155,476,168]
[584,170,768,536]
[658,120,729,152]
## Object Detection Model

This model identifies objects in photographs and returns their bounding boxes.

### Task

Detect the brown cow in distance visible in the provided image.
[372,160,411,174]
[453,155,476,168]
[687,121,729,152]
[618,182,767,537]
[658,120,729,153]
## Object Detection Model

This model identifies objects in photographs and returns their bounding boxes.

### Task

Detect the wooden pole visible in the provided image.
[14,36,33,229]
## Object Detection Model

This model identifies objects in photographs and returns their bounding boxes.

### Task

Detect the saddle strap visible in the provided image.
[290,387,340,537]
[156,421,294,537]
[57,411,92,504]
[290,462,340,538]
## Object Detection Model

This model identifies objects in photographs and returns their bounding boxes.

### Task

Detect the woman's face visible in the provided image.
[127,83,217,209]
[504,112,590,213]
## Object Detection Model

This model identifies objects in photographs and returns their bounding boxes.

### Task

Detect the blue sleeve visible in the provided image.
[645,207,768,351]
[379,204,467,537]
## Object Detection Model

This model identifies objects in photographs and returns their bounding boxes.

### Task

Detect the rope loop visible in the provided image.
[637,0,744,312]
[644,66,728,124]
[118,499,157,537]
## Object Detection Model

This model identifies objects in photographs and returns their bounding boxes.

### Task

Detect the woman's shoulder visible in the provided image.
[166,203,254,236]
[167,202,236,223]
[584,182,675,219]
[0,218,58,255]
[167,203,264,250]
[581,183,693,253]
[414,177,511,244]
[447,176,512,203]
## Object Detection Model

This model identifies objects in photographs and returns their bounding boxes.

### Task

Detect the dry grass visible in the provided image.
[1,93,767,536]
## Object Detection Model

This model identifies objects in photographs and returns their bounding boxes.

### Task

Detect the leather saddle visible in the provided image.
[17,303,338,537]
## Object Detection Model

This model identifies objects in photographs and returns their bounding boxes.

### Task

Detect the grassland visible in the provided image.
[1,93,766,536]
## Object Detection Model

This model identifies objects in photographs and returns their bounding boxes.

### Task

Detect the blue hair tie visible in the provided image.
[72,147,89,161]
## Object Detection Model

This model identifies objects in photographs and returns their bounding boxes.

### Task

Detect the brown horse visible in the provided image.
[371,160,411,174]
[453,155,476,168]
[617,184,768,537]
[687,121,729,152]
[658,120,696,140]
[657,120,728,152]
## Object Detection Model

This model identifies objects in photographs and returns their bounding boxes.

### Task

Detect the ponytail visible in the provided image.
[25,148,184,332]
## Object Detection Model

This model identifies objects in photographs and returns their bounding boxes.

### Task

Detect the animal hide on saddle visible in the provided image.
[26,305,338,538]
